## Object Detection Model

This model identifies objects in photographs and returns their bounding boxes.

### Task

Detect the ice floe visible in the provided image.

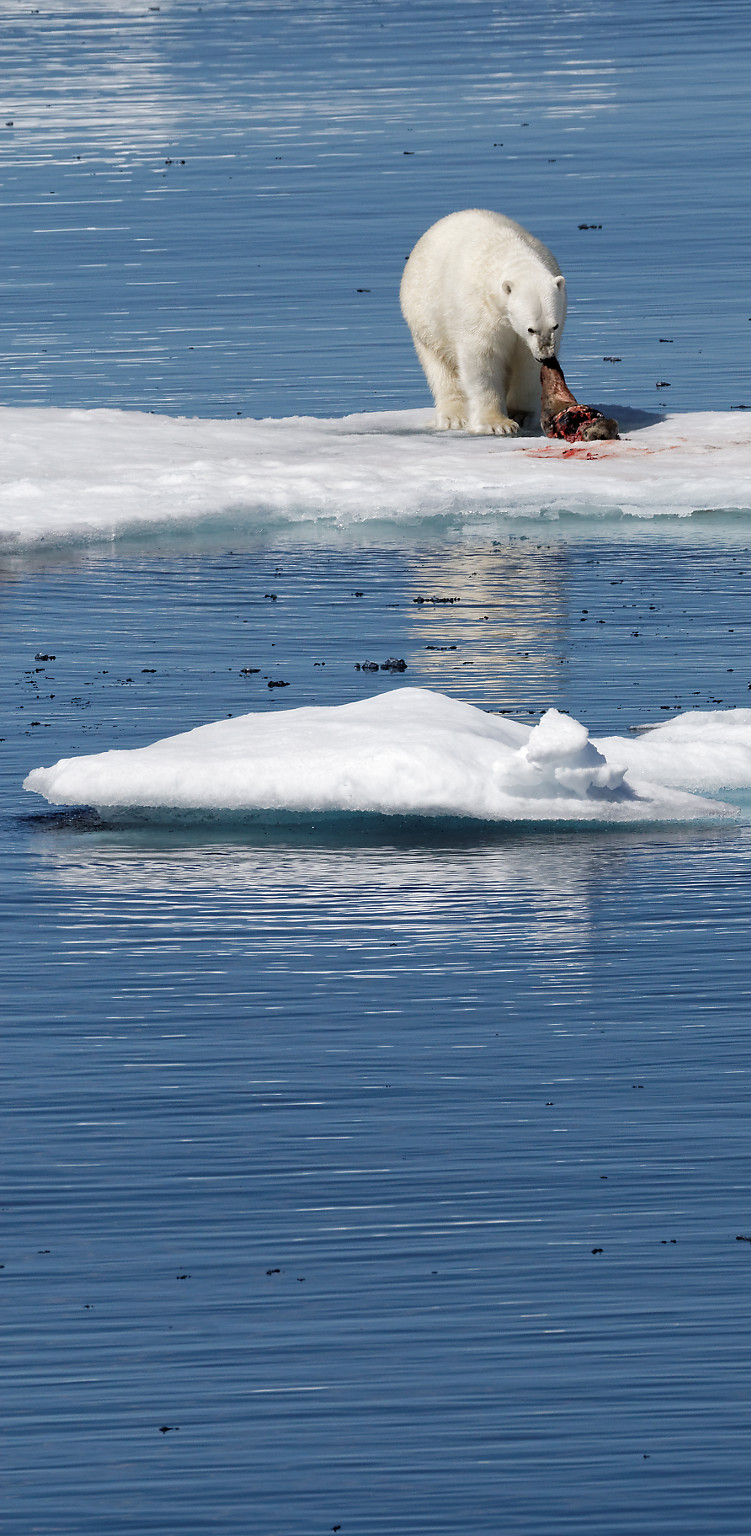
[1,404,750,549]
[596,707,751,793]
[23,687,736,824]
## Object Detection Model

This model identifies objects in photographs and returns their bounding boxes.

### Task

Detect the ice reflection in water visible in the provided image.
[22,818,744,1025]
[408,541,570,698]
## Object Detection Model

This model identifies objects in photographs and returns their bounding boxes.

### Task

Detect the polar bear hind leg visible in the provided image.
[413,338,468,429]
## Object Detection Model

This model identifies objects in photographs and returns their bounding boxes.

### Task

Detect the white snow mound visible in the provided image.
[596,707,751,791]
[23,688,732,824]
[1,405,750,547]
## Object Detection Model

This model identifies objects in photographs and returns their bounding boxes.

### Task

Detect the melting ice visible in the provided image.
[23,687,742,824]
[1,406,751,548]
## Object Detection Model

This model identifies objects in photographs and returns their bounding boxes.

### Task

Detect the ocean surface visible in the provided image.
[3,3,751,1533]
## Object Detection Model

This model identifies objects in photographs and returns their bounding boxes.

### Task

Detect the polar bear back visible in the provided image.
[400,208,564,355]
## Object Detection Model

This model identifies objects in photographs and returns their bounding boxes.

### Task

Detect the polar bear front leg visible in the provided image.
[413,338,468,429]
[456,345,519,436]
[506,338,543,433]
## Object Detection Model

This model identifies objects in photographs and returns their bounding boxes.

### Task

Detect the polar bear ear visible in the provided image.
[554,275,565,290]
[502,280,513,295]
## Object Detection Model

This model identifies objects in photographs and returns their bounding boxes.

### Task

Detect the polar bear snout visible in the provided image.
[525,326,562,363]
[531,342,559,364]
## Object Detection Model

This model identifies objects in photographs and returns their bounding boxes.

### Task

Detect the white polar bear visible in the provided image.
[400,209,567,435]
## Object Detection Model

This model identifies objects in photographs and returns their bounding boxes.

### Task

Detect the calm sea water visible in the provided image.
[3,3,751,1534]
[1,0,749,417]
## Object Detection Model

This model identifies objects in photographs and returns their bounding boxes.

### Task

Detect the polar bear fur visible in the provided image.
[400,209,567,435]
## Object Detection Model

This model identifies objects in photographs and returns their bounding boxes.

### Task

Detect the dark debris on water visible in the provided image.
[413,596,460,605]
[355,658,407,672]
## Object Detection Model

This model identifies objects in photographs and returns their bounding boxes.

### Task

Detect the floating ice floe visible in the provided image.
[597,707,751,792]
[23,688,736,824]
[1,404,750,548]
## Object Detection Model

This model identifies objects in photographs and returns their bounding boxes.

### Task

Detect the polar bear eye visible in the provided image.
[527,328,535,335]
[552,324,559,331]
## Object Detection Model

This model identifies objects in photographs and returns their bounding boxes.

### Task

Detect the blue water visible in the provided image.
[4,3,751,1533]
[1,0,749,417]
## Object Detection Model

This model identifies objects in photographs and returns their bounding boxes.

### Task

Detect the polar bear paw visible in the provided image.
[434,405,468,430]
[470,414,520,436]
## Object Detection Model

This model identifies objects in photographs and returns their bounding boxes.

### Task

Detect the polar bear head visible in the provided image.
[502,273,567,362]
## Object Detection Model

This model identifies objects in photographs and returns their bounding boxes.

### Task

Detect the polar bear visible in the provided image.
[400,209,566,435]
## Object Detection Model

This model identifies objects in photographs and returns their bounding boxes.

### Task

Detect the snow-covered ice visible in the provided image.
[597,708,751,793]
[1,405,751,548]
[23,688,738,824]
